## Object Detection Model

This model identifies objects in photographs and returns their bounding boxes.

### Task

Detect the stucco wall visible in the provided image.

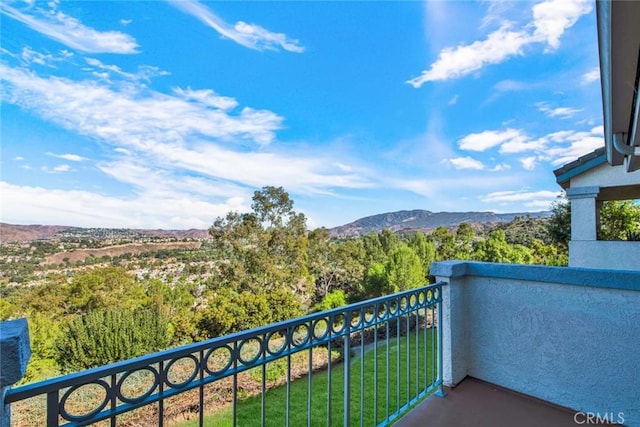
[570,240,640,270]
[433,261,640,426]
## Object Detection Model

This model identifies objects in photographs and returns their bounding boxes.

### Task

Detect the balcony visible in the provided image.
[2,261,638,426]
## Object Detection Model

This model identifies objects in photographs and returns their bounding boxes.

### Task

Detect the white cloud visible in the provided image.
[14,156,25,161]
[0,181,246,229]
[537,102,582,119]
[20,46,73,67]
[169,0,304,53]
[42,164,71,173]
[581,67,600,85]
[542,126,604,165]
[1,63,372,199]
[481,189,559,206]
[493,79,531,93]
[386,178,435,198]
[459,128,527,152]
[443,156,485,170]
[408,0,592,86]
[448,95,459,105]
[173,87,238,111]
[0,3,139,54]
[46,152,87,162]
[520,156,537,170]
[85,58,169,83]
[489,163,511,172]
[531,0,592,50]
[408,25,529,87]
[1,64,283,147]
[499,137,546,154]
[458,124,603,167]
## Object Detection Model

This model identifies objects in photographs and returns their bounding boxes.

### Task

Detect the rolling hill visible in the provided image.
[328,209,551,238]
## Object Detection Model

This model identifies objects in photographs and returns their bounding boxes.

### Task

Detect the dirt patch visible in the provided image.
[44,241,202,265]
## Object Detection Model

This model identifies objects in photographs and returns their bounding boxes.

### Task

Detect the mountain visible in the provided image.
[328,210,551,238]
[1,209,551,242]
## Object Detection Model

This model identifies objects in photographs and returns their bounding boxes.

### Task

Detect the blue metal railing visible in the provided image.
[6,282,444,426]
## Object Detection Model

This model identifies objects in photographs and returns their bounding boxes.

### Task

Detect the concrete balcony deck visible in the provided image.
[397,377,581,427]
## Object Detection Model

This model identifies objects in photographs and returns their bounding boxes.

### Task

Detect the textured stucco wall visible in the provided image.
[570,240,640,271]
[0,318,31,427]
[433,261,640,426]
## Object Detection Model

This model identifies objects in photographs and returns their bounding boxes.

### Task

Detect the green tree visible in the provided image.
[429,227,456,261]
[144,279,197,345]
[385,245,425,293]
[454,223,475,259]
[379,228,400,255]
[307,229,366,303]
[473,230,533,264]
[599,200,640,240]
[198,289,271,338]
[547,194,571,249]
[530,239,568,266]
[361,232,386,266]
[67,267,147,314]
[209,187,313,307]
[313,290,348,312]
[363,262,389,298]
[22,312,62,382]
[56,306,172,372]
[407,232,436,275]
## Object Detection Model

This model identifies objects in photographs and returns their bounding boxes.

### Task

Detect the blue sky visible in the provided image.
[1,0,603,229]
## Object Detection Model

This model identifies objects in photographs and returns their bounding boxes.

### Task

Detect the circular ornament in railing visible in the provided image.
[312,318,329,340]
[418,291,426,305]
[116,366,159,404]
[331,313,346,334]
[165,354,199,389]
[60,379,110,423]
[409,294,418,309]
[363,306,375,326]
[291,323,310,348]
[433,288,439,301]
[238,337,264,366]
[204,345,234,376]
[426,289,433,303]
[265,329,287,356]
[388,300,399,315]
[377,303,389,320]
[399,297,409,314]
[350,310,362,328]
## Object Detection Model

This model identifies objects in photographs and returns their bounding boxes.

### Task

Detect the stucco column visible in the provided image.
[430,261,469,388]
[0,318,31,427]
[567,186,600,241]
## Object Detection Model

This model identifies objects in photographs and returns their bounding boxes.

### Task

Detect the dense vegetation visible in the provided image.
[1,187,638,383]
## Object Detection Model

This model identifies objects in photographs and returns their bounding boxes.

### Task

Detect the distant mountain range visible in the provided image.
[0,209,551,242]
[328,209,551,238]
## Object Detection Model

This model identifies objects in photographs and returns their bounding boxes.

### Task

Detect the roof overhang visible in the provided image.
[554,147,607,189]
[597,0,640,172]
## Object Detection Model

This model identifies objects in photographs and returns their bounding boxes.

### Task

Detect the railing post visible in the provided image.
[343,310,351,427]
[0,318,31,427]
[436,285,446,398]
[430,261,469,389]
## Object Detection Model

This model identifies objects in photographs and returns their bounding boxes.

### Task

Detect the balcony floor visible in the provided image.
[396,377,579,427]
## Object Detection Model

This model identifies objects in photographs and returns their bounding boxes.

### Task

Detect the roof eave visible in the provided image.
[596,0,640,172]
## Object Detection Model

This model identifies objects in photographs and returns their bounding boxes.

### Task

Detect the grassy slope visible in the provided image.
[183,328,438,427]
